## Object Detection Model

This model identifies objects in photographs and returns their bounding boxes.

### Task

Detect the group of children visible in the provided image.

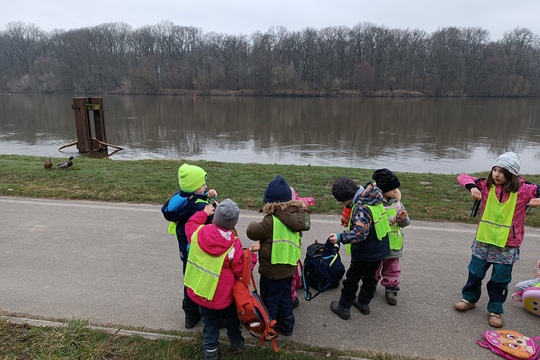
[162,151,540,360]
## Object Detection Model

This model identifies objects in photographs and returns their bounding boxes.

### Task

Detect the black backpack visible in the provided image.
[302,239,345,301]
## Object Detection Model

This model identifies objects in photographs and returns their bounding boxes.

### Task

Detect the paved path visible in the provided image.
[1,196,539,360]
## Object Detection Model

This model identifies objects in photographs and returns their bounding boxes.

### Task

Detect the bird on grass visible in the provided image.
[43,157,53,169]
[57,156,74,169]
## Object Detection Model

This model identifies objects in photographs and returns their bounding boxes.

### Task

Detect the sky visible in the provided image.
[2,0,540,41]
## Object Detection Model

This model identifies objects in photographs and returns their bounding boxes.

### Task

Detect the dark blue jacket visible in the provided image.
[161,190,213,263]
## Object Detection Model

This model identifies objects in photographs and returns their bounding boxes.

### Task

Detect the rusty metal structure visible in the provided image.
[59,97,122,155]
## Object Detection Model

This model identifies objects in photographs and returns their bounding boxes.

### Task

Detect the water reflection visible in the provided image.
[1,94,539,174]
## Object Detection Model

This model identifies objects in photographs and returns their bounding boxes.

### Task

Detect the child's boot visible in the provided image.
[204,348,220,360]
[330,300,351,320]
[385,286,398,306]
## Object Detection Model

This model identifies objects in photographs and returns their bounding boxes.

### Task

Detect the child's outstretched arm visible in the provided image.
[528,197,540,208]
[470,187,482,201]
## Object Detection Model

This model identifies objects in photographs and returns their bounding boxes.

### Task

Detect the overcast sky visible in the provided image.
[2,0,540,41]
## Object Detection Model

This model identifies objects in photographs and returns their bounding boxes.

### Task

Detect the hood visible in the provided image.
[356,183,385,207]
[261,199,307,232]
[196,225,236,257]
[261,199,306,214]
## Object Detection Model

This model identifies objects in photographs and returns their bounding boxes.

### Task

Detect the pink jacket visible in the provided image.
[457,174,539,247]
[185,210,244,310]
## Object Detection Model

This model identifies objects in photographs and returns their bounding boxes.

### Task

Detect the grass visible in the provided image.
[2,154,540,359]
[0,319,424,360]
[2,154,540,226]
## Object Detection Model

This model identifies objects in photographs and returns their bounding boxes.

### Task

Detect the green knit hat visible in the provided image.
[178,164,208,193]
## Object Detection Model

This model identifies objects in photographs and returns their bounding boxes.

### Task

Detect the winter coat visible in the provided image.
[185,210,244,310]
[161,191,212,248]
[246,200,310,280]
[458,174,540,247]
[339,183,391,261]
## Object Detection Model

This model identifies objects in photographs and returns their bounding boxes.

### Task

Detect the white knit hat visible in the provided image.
[493,152,520,176]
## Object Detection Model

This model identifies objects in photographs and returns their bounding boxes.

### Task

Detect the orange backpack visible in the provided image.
[232,249,278,352]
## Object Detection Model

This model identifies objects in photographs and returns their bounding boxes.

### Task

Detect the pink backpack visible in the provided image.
[291,260,304,302]
[512,285,540,317]
[477,329,540,359]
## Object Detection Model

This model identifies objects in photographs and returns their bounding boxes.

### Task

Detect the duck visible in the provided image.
[43,157,53,169]
[57,156,74,169]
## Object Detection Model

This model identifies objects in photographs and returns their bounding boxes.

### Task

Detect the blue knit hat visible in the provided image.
[263,175,292,203]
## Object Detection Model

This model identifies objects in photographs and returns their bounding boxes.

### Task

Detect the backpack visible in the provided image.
[477,329,540,359]
[291,260,304,302]
[232,249,278,352]
[302,239,345,301]
[512,284,540,317]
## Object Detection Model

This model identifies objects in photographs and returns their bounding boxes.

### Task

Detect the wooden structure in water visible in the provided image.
[59,97,123,155]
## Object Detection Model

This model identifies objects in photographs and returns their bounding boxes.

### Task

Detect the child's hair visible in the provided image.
[486,167,521,193]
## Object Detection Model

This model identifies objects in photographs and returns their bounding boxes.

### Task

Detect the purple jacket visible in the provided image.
[457,174,539,247]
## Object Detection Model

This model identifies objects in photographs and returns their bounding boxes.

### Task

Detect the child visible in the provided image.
[328,177,391,320]
[246,175,311,336]
[161,163,218,329]
[371,168,410,305]
[184,199,245,360]
[515,259,540,291]
[454,152,540,328]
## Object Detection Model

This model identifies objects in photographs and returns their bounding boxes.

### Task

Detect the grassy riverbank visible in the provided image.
[2,154,540,226]
[2,154,540,359]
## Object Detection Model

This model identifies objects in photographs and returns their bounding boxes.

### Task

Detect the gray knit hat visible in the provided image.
[213,198,240,230]
[493,152,520,176]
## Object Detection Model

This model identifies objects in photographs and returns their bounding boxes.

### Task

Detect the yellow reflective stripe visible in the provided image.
[478,219,512,229]
[186,258,221,279]
[273,239,302,249]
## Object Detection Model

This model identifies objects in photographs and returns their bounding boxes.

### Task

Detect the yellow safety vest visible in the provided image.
[386,207,403,251]
[476,187,517,248]
[345,203,390,254]
[270,216,301,265]
[184,225,234,300]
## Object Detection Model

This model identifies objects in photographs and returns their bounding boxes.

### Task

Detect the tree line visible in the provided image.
[1,21,539,96]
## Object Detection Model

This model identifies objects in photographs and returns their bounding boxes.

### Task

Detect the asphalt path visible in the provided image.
[1,196,539,360]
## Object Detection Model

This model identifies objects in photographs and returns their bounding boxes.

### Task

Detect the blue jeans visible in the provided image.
[199,303,243,351]
[462,255,513,314]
